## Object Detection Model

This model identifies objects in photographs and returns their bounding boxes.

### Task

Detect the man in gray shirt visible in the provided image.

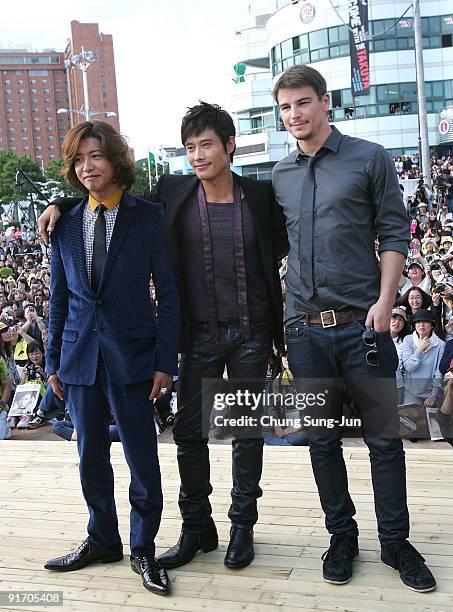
[272,65,436,593]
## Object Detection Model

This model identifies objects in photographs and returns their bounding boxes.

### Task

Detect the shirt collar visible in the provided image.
[295,125,343,163]
[88,187,123,212]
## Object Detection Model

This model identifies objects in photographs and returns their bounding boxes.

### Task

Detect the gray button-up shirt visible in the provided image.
[272,126,409,325]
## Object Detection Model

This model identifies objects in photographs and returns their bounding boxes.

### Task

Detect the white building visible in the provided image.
[230,0,453,179]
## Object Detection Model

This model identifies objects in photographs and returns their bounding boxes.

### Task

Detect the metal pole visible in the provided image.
[147,154,152,190]
[413,0,431,187]
[81,67,90,120]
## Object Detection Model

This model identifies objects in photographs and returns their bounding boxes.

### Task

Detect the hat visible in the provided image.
[392,306,407,322]
[412,309,436,326]
[418,202,427,208]
[441,236,453,246]
[407,261,424,271]
[0,321,9,333]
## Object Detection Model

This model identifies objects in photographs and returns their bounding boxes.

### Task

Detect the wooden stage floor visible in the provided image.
[0,441,452,612]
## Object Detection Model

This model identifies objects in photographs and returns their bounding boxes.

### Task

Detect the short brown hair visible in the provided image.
[272,65,327,103]
[62,121,135,193]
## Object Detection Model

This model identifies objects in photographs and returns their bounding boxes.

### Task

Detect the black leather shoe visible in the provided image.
[158,524,218,569]
[44,540,123,572]
[131,555,171,595]
[381,540,436,592]
[224,526,254,569]
[322,534,359,584]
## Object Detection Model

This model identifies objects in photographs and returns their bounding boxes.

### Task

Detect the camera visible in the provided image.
[436,283,446,295]
[26,362,45,382]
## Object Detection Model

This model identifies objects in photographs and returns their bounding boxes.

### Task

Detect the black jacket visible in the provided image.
[55,172,289,352]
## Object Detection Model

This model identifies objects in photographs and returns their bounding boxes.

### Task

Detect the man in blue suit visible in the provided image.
[44,120,180,597]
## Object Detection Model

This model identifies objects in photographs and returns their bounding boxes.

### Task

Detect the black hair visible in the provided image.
[180,101,236,162]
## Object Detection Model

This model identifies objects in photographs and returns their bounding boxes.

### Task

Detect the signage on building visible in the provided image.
[439,119,450,135]
[443,15,453,27]
[300,2,316,24]
[348,0,370,96]
[398,18,413,29]
[436,108,453,144]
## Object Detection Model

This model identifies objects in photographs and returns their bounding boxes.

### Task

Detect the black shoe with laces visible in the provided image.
[381,540,436,592]
[322,534,359,584]
[130,555,171,595]
[44,539,123,571]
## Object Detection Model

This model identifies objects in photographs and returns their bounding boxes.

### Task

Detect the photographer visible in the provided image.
[21,302,46,346]
[16,341,47,429]
[430,280,453,340]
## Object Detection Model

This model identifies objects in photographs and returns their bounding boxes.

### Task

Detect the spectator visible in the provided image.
[399,261,432,294]
[397,286,432,328]
[21,302,46,345]
[402,309,445,408]
[390,306,410,402]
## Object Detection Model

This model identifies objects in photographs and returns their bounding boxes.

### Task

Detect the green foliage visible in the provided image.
[44,159,81,198]
[0,150,44,204]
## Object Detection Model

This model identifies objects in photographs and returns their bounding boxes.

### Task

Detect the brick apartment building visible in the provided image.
[0,21,120,167]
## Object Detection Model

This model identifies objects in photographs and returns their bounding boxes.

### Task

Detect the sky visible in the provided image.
[3,0,248,159]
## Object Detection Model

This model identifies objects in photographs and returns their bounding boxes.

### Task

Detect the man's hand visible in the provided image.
[149,371,172,401]
[48,374,65,401]
[38,205,61,246]
[365,299,392,333]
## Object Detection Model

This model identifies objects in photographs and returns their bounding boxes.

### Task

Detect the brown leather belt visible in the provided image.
[299,309,368,328]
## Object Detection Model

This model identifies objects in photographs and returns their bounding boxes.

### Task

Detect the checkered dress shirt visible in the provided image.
[83,202,119,281]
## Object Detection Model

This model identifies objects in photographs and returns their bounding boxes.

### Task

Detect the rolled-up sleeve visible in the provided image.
[368,147,410,257]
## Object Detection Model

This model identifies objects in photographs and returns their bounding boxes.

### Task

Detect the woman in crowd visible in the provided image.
[397,286,432,328]
[390,306,410,403]
[399,261,432,295]
[402,310,445,408]
[16,341,47,429]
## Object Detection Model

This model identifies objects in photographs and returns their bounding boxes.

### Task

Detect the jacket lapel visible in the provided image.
[236,173,267,258]
[64,200,94,295]
[97,191,138,293]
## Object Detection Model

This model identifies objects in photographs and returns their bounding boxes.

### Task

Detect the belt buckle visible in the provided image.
[320,309,337,328]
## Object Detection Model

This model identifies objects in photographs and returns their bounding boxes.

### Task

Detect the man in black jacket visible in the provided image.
[38,102,288,571]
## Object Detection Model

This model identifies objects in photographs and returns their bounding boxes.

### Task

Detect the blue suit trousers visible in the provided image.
[65,356,162,557]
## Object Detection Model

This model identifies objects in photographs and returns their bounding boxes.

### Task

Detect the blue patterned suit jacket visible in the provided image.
[46,191,180,385]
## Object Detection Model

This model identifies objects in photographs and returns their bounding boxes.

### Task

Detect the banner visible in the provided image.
[348,0,370,96]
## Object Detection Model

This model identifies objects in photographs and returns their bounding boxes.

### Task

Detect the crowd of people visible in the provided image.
[0,220,69,439]
[1,152,453,443]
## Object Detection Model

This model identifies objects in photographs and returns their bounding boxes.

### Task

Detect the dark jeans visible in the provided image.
[174,321,273,533]
[37,384,65,419]
[53,419,120,442]
[286,319,409,545]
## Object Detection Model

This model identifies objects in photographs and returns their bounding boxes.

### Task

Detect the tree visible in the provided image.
[0,150,44,205]
[131,160,153,195]
[44,159,81,198]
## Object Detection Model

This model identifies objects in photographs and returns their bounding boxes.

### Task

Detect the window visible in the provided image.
[331,90,342,108]
[442,34,453,48]
[16,70,22,75]
[309,29,328,50]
